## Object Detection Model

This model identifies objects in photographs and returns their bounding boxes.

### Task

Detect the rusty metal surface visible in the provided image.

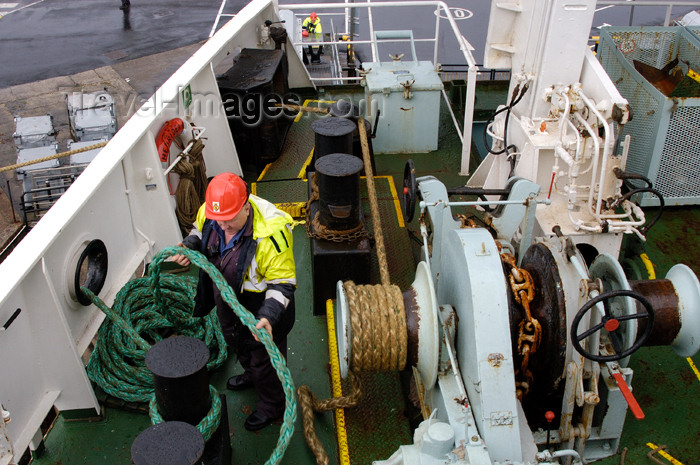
[519,243,568,429]
[630,279,682,346]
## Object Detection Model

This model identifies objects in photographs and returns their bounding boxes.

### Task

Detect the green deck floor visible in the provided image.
[29,81,700,465]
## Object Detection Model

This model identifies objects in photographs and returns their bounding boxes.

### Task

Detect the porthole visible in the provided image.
[74,239,108,306]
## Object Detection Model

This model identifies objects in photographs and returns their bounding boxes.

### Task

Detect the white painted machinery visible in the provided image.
[337,175,700,464]
[334,1,700,462]
[469,0,654,259]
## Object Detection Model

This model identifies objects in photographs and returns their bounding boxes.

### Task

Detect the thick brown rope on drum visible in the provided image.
[297,371,362,465]
[344,281,407,372]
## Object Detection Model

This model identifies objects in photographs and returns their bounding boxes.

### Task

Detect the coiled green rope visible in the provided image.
[84,246,296,465]
[85,272,227,403]
[149,385,222,442]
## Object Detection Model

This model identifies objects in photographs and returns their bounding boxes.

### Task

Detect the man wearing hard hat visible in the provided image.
[174,172,296,431]
[301,12,323,63]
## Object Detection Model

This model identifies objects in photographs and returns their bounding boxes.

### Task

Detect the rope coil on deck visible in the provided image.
[84,247,296,465]
[84,274,226,403]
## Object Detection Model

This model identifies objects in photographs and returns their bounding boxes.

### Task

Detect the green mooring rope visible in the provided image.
[149,385,222,442]
[84,246,296,465]
[84,273,227,403]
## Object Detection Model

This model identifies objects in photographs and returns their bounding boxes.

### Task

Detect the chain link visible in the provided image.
[500,249,542,399]
[304,173,370,243]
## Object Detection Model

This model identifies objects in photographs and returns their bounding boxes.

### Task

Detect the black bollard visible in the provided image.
[145,336,210,426]
[315,153,364,231]
[328,101,376,174]
[311,117,355,167]
[131,421,204,465]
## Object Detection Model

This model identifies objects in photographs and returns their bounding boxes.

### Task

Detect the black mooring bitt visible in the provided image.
[145,336,211,426]
[131,421,204,465]
[311,116,355,167]
[141,336,231,465]
[315,153,364,231]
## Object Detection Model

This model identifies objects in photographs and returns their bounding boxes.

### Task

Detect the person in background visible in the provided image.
[301,12,322,63]
[119,0,130,10]
[173,173,296,431]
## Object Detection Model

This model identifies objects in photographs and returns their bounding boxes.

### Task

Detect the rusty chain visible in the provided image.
[500,250,542,399]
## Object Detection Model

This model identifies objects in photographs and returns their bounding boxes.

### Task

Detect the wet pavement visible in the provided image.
[0,0,247,87]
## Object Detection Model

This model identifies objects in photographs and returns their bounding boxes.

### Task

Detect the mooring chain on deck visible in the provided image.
[305,172,369,242]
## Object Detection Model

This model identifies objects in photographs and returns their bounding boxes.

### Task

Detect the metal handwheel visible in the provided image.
[571,289,655,362]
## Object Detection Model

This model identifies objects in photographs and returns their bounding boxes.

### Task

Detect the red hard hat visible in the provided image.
[205,173,248,221]
[310,12,317,20]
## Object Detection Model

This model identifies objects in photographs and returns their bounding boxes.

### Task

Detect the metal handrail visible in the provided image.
[596,1,700,27]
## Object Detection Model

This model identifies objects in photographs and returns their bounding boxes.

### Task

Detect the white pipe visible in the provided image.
[565,118,583,202]
[574,88,613,218]
[574,112,601,218]
[527,0,556,119]
[555,146,575,167]
[558,89,570,141]
[433,3,440,65]
[209,0,229,38]
[552,448,583,463]
[367,0,377,62]
[420,198,551,208]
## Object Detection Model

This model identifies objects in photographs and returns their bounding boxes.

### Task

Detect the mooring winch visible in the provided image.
[335,175,700,465]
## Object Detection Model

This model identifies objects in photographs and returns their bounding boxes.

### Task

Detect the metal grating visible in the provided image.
[598,27,700,205]
[657,105,700,198]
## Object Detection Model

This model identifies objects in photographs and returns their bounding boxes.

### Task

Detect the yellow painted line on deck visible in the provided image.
[295,99,313,123]
[647,443,684,465]
[688,357,700,382]
[251,182,257,196]
[326,299,351,465]
[384,175,405,228]
[640,253,656,279]
[256,163,272,182]
[363,176,405,228]
[298,148,314,179]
